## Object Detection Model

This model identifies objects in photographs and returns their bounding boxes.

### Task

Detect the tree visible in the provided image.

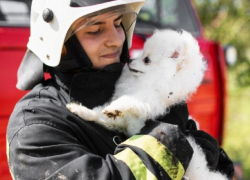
[194,0,250,86]
[194,1,250,179]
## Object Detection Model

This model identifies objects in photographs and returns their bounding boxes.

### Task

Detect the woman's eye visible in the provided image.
[115,23,122,28]
[87,29,101,35]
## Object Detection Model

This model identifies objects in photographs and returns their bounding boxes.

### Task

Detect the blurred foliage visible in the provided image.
[224,69,250,179]
[194,0,250,87]
[193,0,250,179]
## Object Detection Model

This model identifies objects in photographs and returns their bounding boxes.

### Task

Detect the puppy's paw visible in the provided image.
[103,105,140,119]
[103,109,123,119]
[103,96,145,119]
[66,103,82,115]
[66,103,98,121]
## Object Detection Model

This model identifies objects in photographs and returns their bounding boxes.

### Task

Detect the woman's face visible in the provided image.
[75,14,125,69]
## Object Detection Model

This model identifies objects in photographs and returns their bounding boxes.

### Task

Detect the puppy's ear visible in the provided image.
[171,51,179,58]
[180,43,188,57]
[176,43,188,72]
[170,43,187,59]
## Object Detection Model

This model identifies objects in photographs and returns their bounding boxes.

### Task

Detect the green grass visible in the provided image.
[223,69,250,179]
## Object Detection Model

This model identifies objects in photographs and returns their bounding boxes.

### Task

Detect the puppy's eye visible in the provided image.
[144,57,151,64]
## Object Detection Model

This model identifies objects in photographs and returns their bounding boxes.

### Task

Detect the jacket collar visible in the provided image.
[50,63,124,109]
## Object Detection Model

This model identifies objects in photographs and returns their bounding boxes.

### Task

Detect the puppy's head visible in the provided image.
[128,29,185,77]
[128,29,206,103]
[128,29,205,82]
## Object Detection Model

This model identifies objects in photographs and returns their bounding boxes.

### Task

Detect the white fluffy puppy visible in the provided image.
[67,29,205,136]
[67,29,229,180]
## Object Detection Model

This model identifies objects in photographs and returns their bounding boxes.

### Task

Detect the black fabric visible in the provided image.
[49,61,124,93]
[186,119,220,170]
[7,81,128,180]
[150,102,234,179]
[185,118,198,131]
[138,121,193,171]
[70,63,124,109]
[7,80,194,179]
[57,34,93,72]
[216,148,235,180]
[158,105,234,178]
[188,129,219,169]
[49,68,75,91]
[186,119,235,178]
[155,102,189,134]
[16,50,45,90]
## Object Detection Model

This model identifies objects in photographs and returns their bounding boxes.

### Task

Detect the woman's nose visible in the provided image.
[105,25,124,48]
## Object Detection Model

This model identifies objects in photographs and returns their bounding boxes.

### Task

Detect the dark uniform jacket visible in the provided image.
[7,67,194,180]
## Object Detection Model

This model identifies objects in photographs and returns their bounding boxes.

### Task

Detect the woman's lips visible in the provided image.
[101,51,119,58]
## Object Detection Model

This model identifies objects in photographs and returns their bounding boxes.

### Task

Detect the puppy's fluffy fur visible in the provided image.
[67,29,228,180]
[67,29,205,135]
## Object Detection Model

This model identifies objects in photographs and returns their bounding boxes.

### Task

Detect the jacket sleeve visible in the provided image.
[7,107,193,180]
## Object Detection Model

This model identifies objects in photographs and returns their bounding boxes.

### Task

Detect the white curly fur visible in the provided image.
[67,29,229,180]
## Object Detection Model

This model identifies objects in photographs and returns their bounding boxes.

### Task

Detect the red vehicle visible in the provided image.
[0,0,227,179]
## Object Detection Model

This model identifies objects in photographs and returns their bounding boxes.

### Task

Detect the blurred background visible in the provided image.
[0,0,249,179]
[194,0,250,179]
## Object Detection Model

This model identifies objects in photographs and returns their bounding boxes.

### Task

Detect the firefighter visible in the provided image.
[7,0,234,179]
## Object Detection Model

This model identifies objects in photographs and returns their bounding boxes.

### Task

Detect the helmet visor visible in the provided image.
[70,0,117,7]
[65,6,137,42]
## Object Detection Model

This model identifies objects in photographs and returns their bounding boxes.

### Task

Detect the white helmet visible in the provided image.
[28,0,145,67]
[17,0,145,90]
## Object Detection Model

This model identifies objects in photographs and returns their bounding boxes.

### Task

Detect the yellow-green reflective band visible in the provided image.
[121,135,185,180]
[114,148,157,180]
